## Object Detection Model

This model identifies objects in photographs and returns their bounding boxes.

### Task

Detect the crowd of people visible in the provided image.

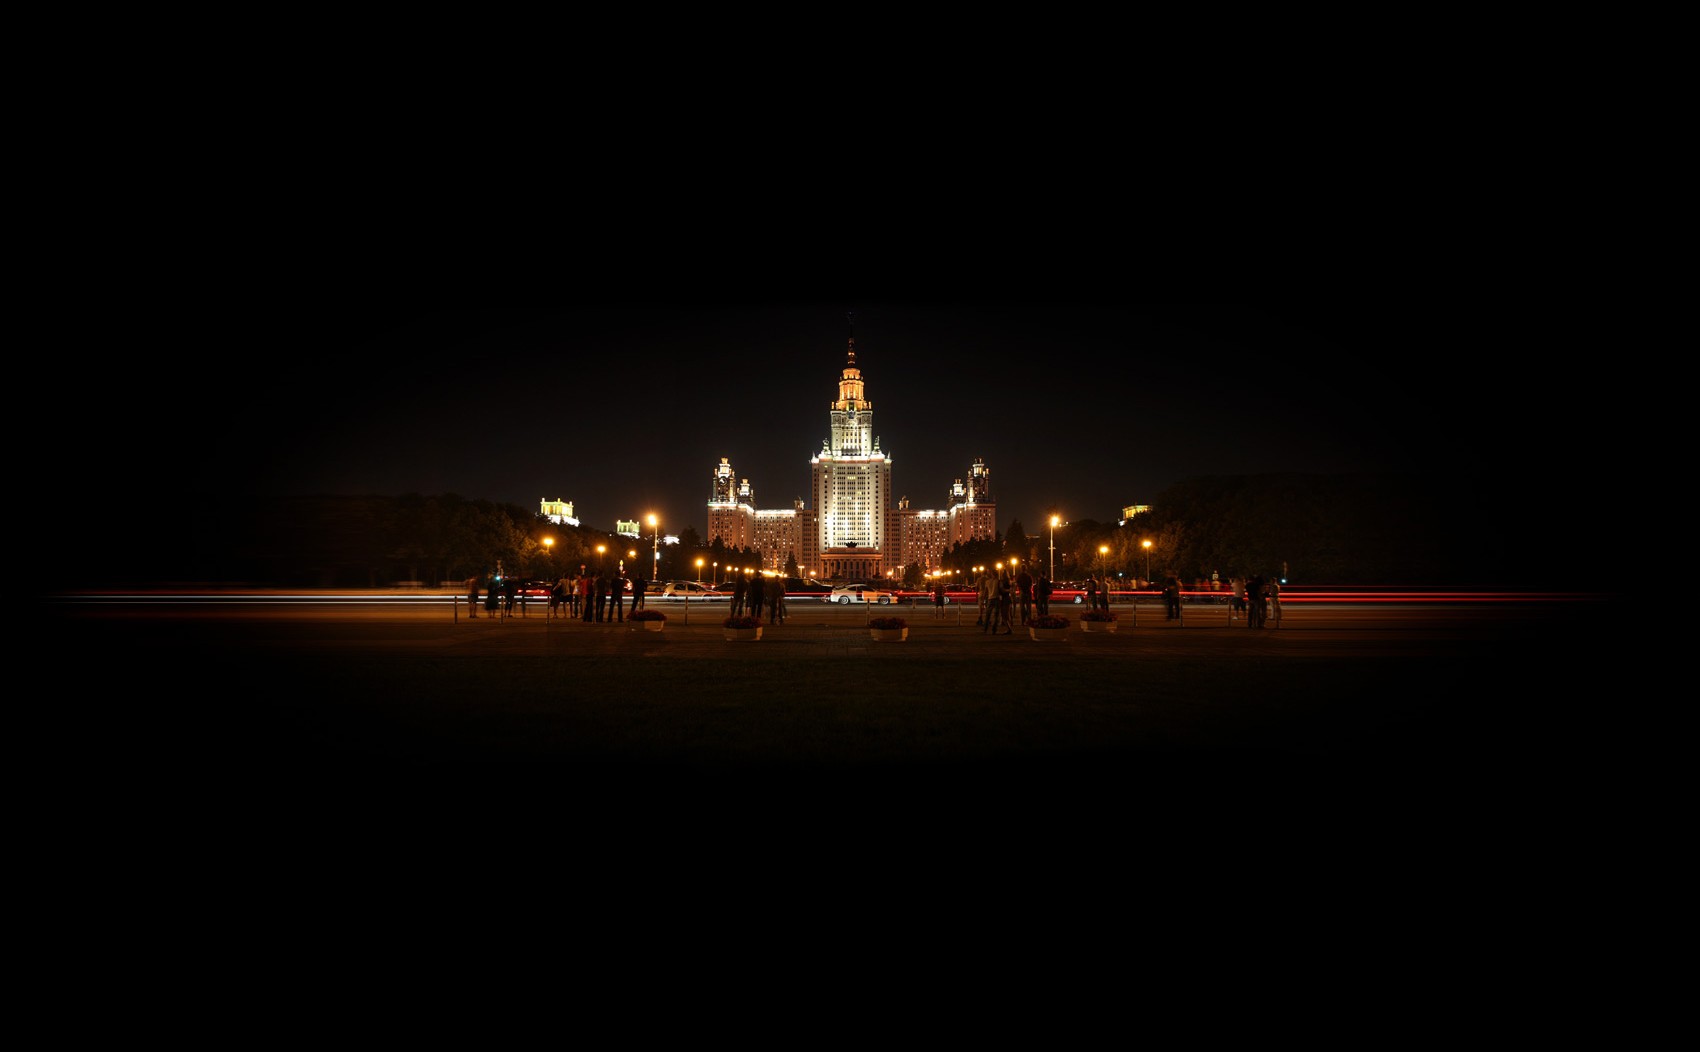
[1227,573,1281,627]
[725,571,788,624]
[971,566,1115,633]
[465,568,650,623]
[464,567,1283,627]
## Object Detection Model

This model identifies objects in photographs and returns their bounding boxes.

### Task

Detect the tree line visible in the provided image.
[67,471,1551,591]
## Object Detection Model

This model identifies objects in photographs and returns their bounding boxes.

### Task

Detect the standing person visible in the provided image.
[1265,574,1281,627]
[730,572,748,618]
[1085,574,1099,613]
[594,571,609,622]
[609,569,626,622]
[747,573,765,623]
[630,575,646,617]
[977,570,994,628]
[1098,575,1112,613]
[467,575,481,619]
[1036,573,1053,617]
[1230,574,1246,620]
[502,577,517,618]
[995,569,1014,634]
[1247,572,1265,628]
[484,574,500,619]
[767,575,785,624]
[933,577,947,619]
[579,571,593,622]
[549,577,567,619]
[1016,566,1034,626]
[1163,572,1182,621]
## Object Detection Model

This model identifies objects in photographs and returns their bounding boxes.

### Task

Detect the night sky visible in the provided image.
[67,294,1581,565]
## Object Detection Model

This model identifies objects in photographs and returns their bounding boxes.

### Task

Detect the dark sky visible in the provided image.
[95,296,1564,546]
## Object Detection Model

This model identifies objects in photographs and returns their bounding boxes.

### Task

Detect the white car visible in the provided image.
[825,583,896,605]
[661,581,726,600]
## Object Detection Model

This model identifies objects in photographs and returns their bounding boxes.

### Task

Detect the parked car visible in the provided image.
[661,581,725,600]
[1045,582,1087,605]
[502,578,555,601]
[782,577,833,595]
[825,583,896,605]
[897,587,959,604]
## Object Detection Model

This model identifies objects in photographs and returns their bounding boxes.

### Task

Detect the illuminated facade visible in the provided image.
[707,459,756,552]
[946,458,997,547]
[708,328,995,581]
[540,498,578,526]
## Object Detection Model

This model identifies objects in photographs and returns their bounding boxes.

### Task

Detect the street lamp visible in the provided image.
[596,544,606,567]
[1049,515,1059,580]
[542,536,554,569]
[648,513,660,585]
[1099,544,1109,582]
[696,557,704,583]
[712,560,718,585]
[1142,539,1152,584]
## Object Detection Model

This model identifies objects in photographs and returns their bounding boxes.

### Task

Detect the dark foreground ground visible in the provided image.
[60,597,1617,843]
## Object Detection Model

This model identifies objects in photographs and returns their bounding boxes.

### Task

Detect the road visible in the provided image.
[56,587,1626,870]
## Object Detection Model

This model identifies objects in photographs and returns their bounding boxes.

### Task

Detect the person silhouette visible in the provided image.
[730,573,748,618]
[747,573,765,623]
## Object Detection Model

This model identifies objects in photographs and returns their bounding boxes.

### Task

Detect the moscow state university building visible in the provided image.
[706,335,996,581]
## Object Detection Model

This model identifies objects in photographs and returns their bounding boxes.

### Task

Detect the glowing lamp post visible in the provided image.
[696,557,704,583]
[648,514,660,585]
[1049,515,1059,580]
[1142,539,1152,584]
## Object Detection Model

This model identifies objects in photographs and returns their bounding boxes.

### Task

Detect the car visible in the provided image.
[896,586,960,604]
[782,577,833,595]
[501,578,556,601]
[825,583,896,605]
[660,581,725,600]
[1044,581,1087,605]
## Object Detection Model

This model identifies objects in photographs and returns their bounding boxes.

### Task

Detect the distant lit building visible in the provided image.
[709,326,994,580]
[707,459,757,553]
[946,458,998,547]
[540,498,579,526]
[1120,504,1151,521]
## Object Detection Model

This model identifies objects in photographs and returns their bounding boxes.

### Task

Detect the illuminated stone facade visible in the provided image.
[708,331,995,581]
[540,498,578,526]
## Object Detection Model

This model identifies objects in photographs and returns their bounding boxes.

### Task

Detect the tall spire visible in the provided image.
[832,311,867,413]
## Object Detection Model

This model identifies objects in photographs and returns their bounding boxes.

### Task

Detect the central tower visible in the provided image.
[810,314,892,581]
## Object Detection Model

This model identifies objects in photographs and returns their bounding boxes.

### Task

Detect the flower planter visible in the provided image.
[1029,627,1069,641]
[869,627,908,642]
[1080,620,1117,633]
[723,627,763,641]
